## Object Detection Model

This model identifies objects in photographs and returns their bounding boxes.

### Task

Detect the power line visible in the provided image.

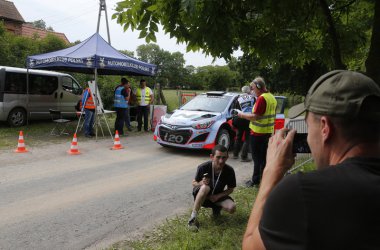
[47,5,99,26]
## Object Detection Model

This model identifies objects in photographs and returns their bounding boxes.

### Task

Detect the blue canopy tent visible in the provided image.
[26,33,157,138]
[26,32,156,76]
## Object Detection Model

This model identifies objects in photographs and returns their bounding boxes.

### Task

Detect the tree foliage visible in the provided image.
[192,65,238,90]
[113,0,380,83]
[0,22,68,67]
[31,19,54,31]
[136,44,186,88]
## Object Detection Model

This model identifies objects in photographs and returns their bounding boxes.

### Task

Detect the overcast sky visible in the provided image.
[11,0,241,67]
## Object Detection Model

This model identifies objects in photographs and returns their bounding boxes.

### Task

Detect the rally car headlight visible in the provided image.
[192,120,215,130]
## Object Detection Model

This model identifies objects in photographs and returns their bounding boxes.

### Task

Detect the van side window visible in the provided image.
[4,72,27,94]
[29,75,58,95]
[62,76,82,95]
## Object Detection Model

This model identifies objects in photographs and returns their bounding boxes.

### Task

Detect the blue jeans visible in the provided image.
[84,109,95,135]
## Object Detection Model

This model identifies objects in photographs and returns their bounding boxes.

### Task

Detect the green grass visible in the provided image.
[162,90,206,112]
[109,159,315,250]
[0,114,118,149]
[110,187,259,250]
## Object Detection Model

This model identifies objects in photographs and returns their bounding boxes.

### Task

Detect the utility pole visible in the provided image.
[96,0,111,44]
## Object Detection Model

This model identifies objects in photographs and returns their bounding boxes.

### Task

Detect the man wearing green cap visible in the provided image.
[242,70,380,249]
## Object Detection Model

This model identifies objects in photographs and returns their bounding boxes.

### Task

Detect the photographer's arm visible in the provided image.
[242,129,296,250]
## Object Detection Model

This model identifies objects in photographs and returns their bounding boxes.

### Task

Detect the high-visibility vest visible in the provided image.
[114,86,128,108]
[82,88,95,109]
[249,93,277,134]
[136,87,151,104]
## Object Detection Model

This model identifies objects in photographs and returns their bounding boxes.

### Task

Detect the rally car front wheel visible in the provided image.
[216,129,231,150]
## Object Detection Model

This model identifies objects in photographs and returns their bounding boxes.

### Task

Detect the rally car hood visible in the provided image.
[162,109,219,125]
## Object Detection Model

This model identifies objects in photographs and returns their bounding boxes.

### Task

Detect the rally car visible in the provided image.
[153,91,286,150]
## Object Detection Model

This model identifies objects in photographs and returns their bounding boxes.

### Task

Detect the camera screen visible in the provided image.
[293,133,311,153]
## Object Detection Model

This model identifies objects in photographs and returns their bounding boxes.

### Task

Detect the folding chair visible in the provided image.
[49,109,71,136]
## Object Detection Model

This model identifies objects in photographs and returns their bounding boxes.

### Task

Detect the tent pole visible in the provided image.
[26,67,29,126]
[97,0,111,45]
[94,68,98,141]
[104,0,111,44]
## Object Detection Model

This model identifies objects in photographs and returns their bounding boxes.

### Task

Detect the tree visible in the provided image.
[38,34,67,53]
[119,49,134,57]
[31,19,54,31]
[0,22,67,67]
[136,44,186,88]
[113,0,380,84]
[193,65,237,90]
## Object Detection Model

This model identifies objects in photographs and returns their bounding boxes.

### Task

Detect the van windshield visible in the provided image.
[62,76,82,95]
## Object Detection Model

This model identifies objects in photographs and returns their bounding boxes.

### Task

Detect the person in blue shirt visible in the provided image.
[114,78,130,136]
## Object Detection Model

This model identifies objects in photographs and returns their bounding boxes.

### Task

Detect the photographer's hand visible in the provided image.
[243,128,296,250]
[265,128,296,177]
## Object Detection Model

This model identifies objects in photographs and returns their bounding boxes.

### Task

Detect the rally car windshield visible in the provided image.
[180,95,232,113]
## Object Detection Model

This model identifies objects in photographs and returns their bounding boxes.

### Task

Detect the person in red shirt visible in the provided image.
[238,77,277,187]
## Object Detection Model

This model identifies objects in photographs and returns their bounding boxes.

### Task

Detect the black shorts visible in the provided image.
[192,186,234,208]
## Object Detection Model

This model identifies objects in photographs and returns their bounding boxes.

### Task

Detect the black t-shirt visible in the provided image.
[259,157,380,250]
[194,161,236,194]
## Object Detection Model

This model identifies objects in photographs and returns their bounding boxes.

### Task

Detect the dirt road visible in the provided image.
[0,133,252,249]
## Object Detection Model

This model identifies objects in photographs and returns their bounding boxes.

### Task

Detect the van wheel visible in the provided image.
[216,129,231,150]
[7,108,26,127]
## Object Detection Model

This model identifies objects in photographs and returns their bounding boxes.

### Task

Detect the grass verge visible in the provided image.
[0,114,117,149]
[109,161,315,250]
[110,186,258,250]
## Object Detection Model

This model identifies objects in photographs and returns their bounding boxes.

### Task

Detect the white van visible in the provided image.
[0,66,83,127]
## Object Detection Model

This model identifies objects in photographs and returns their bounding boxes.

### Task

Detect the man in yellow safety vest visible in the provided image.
[135,79,154,132]
[237,77,277,187]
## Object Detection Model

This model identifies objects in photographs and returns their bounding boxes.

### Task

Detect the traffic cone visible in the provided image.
[15,131,28,153]
[111,130,124,150]
[67,133,80,155]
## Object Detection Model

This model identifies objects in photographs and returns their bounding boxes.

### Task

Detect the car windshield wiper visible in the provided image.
[183,108,216,112]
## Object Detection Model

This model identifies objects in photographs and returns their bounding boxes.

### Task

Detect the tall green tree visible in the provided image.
[193,65,238,90]
[136,44,186,88]
[113,0,380,84]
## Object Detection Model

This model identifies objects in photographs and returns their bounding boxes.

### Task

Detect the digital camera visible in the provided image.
[292,133,311,154]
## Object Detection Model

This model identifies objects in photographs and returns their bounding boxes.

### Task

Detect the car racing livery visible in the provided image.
[153,91,286,150]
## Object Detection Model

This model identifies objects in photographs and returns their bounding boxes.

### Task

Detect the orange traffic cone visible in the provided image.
[15,131,28,153]
[67,133,81,155]
[111,130,124,150]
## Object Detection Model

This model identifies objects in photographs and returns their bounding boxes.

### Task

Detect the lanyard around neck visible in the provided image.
[212,166,222,195]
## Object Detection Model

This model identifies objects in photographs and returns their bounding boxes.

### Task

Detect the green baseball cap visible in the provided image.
[288,70,380,120]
